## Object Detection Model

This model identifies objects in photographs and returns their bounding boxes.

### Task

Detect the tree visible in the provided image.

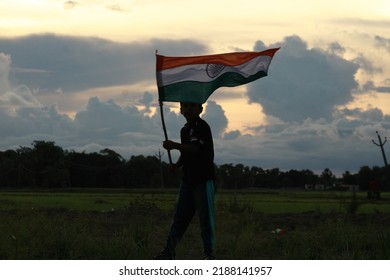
[99,148,125,163]
[1,140,385,190]
[12,141,67,188]
[319,168,335,187]
[125,155,160,188]
[358,166,372,191]
[0,150,18,187]
[342,170,358,185]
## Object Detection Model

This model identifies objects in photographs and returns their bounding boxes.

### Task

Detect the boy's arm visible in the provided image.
[165,155,182,173]
[163,141,186,172]
[163,140,199,154]
[174,155,183,168]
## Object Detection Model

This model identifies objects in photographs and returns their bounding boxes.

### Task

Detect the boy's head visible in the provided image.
[180,102,203,120]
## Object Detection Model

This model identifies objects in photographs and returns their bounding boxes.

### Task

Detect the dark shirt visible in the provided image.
[180,117,214,185]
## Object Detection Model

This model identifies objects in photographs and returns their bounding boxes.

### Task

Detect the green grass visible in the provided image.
[1,189,390,259]
[2,189,389,213]
[0,190,177,211]
[217,190,390,214]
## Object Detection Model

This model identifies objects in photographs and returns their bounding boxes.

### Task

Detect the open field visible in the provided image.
[1,189,390,259]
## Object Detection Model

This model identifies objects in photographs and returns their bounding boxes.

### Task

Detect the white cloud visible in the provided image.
[1,53,41,108]
[0,85,41,108]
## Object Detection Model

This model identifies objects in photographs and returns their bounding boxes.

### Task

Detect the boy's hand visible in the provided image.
[163,140,177,150]
[168,163,178,173]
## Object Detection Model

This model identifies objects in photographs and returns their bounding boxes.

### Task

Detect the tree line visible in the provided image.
[0,141,388,191]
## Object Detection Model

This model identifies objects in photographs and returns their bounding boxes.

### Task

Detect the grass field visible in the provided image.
[0,189,390,259]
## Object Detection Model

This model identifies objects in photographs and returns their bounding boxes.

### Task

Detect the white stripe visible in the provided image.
[158,56,272,87]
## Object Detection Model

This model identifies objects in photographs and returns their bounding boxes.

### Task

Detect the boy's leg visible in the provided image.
[165,182,196,254]
[195,180,216,257]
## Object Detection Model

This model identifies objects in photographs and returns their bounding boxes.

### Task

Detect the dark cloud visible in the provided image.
[138,91,154,114]
[158,104,184,142]
[218,114,390,173]
[352,54,382,74]
[223,130,240,140]
[202,100,228,138]
[327,42,346,56]
[341,107,384,122]
[375,35,390,52]
[376,86,390,93]
[74,96,160,140]
[0,53,11,93]
[361,80,390,94]
[0,34,208,93]
[0,105,73,139]
[248,35,359,122]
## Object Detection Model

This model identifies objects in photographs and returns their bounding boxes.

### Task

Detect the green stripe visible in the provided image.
[159,70,267,103]
[206,180,216,248]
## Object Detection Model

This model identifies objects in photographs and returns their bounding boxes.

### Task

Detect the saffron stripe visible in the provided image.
[156,48,279,70]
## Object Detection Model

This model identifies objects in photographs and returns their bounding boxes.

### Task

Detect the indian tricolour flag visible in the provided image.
[156,48,279,103]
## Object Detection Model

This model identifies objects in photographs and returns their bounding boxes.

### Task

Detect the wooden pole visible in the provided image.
[159,101,173,164]
[372,131,388,167]
[156,50,172,165]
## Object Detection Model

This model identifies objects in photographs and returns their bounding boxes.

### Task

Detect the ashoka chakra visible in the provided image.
[206,64,225,78]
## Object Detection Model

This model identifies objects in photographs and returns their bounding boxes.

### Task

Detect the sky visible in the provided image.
[1,0,390,175]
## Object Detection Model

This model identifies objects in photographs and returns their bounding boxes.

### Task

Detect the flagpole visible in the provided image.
[159,101,173,165]
[156,50,173,165]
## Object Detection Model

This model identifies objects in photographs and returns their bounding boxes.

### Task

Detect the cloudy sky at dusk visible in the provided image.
[1,0,390,175]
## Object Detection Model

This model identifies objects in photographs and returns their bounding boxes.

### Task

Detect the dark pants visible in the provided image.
[165,180,215,254]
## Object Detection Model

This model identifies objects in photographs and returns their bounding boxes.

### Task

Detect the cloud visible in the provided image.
[352,54,382,74]
[138,91,154,114]
[1,53,41,108]
[74,97,159,140]
[202,100,228,138]
[63,1,78,10]
[247,35,359,122]
[106,4,128,12]
[376,87,390,93]
[0,105,73,141]
[341,107,384,122]
[361,80,390,94]
[0,34,208,94]
[327,42,346,56]
[214,114,390,173]
[1,34,389,174]
[0,53,11,93]
[0,85,41,108]
[223,130,240,140]
[375,35,390,52]
[332,18,390,29]
[63,1,130,12]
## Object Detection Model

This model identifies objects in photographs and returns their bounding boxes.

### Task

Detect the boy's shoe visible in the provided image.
[204,251,216,260]
[153,248,175,260]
